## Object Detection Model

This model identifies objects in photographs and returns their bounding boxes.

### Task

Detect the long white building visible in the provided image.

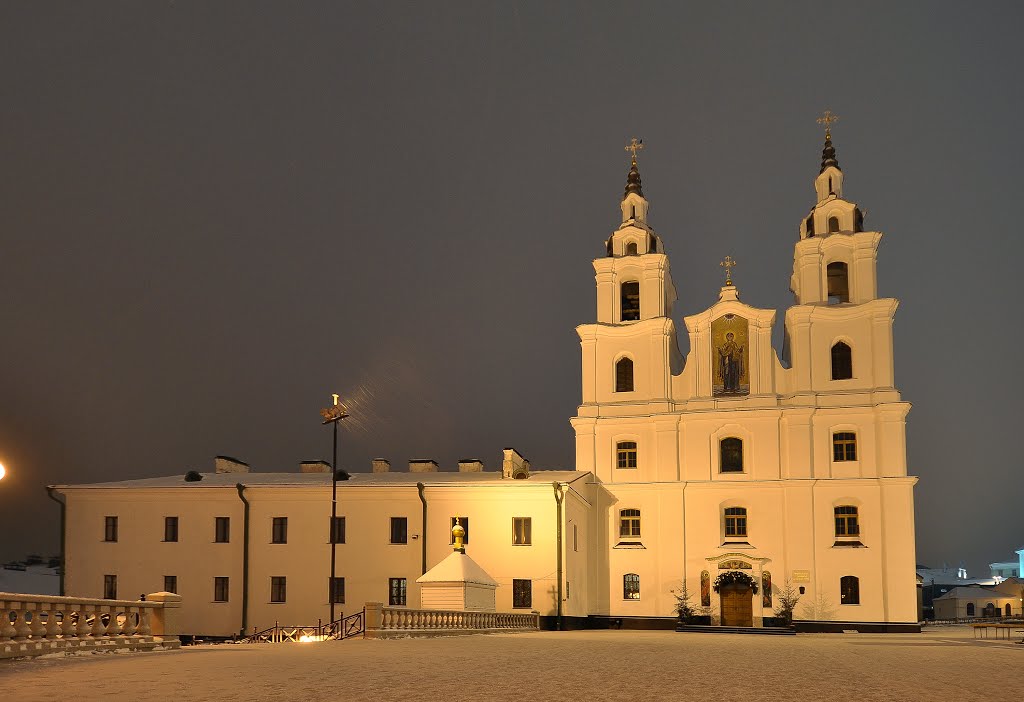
[52,129,919,635]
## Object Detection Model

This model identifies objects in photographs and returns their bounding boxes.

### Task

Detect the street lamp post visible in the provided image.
[320,395,349,627]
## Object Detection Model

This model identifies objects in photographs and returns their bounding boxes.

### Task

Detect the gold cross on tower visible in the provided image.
[816,110,840,138]
[720,255,737,286]
[625,137,644,164]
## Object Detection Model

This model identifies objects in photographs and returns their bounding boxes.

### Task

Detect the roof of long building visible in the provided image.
[54,469,590,490]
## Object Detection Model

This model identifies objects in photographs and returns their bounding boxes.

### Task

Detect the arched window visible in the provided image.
[827,262,849,303]
[621,281,640,321]
[625,242,638,256]
[619,509,641,539]
[831,342,853,380]
[840,575,860,605]
[832,433,857,462]
[615,357,634,392]
[805,214,815,238]
[966,602,975,617]
[1007,603,1013,617]
[724,507,747,538]
[834,506,860,536]
[984,602,997,617]
[616,441,638,469]
[720,437,743,473]
[623,573,640,600]
[828,216,840,233]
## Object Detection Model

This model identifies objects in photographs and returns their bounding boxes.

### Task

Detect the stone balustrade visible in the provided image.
[1,591,182,659]
[364,602,538,638]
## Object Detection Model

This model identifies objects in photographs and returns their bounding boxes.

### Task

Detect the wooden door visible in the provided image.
[720,584,753,627]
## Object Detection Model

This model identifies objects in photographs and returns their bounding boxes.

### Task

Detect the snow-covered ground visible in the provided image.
[2,627,1020,701]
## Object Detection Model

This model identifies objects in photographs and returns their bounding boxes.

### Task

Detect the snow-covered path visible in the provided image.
[2,627,1019,701]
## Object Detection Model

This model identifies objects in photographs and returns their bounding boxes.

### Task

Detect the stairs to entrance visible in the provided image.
[676,624,795,636]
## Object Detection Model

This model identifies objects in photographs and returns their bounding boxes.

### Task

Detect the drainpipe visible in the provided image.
[417,483,427,575]
[553,482,565,631]
[235,483,250,636]
[45,487,66,596]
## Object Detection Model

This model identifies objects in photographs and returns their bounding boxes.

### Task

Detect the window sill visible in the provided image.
[614,541,646,549]
[512,543,532,547]
[721,541,753,549]
[832,540,865,548]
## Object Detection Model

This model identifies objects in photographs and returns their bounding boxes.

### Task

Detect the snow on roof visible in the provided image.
[54,469,589,490]
[416,550,498,587]
[933,586,1005,601]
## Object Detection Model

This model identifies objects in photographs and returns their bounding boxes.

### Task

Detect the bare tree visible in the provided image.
[798,590,836,621]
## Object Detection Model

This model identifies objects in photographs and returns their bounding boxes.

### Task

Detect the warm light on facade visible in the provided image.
[0,462,6,481]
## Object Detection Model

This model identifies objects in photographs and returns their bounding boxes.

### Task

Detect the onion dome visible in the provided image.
[820,132,839,173]
[623,159,644,199]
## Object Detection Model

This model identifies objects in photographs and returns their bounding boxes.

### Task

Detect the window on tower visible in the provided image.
[828,216,840,233]
[831,342,853,380]
[832,432,857,462]
[616,441,638,469]
[827,262,849,303]
[724,507,748,539]
[615,357,634,392]
[625,242,638,256]
[720,437,743,473]
[621,281,640,321]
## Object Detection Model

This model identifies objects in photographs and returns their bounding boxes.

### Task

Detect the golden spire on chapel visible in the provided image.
[452,516,466,553]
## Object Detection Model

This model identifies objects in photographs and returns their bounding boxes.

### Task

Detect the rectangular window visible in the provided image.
[832,432,857,462]
[623,573,640,600]
[834,505,860,536]
[573,524,578,552]
[103,574,117,600]
[619,509,641,539]
[163,575,177,594]
[616,441,638,469]
[164,516,179,542]
[215,517,230,543]
[389,577,407,606]
[512,579,532,608]
[104,516,118,542]
[450,517,469,544]
[272,517,288,544]
[214,577,230,602]
[724,507,748,538]
[270,576,287,603]
[840,575,860,605]
[330,577,345,604]
[512,517,532,545]
[390,517,408,544]
[331,516,346,544]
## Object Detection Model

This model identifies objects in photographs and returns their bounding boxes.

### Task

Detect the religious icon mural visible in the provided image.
[762,571,772,609]
[700,570,711,607]
[712,314,749,396]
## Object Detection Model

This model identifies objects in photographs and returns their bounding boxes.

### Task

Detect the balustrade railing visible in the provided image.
[369,604,538,636]
[1,591,181,659]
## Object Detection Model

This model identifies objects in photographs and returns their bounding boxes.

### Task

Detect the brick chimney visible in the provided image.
[409,459,438,473]
[300,461,331,473]
[458,459,484,473]
[215,456,250,474]
[372,459,391,473]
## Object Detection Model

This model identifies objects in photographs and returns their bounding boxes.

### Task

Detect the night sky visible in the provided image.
[2,2,1021,576]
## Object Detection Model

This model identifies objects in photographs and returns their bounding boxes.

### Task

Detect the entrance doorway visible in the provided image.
[720,584,753,627]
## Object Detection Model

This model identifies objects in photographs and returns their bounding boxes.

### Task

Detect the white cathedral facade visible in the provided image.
[52,129,919,635]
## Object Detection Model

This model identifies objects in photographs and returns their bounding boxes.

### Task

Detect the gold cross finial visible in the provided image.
[817,110,839,139]
[625,137,644,165]
[720,255,737,286]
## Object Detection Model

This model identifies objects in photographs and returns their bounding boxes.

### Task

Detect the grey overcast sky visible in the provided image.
[1,2,1021,576]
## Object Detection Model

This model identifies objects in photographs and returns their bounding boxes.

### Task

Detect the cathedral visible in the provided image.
[52,122,919,635]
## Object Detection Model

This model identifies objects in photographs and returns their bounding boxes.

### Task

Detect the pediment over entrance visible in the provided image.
[706,552,770,567]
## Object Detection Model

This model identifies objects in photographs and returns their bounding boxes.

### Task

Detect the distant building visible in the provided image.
[933,578,1023,619]
[989,547,1023,581]
[0,557,60,596]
